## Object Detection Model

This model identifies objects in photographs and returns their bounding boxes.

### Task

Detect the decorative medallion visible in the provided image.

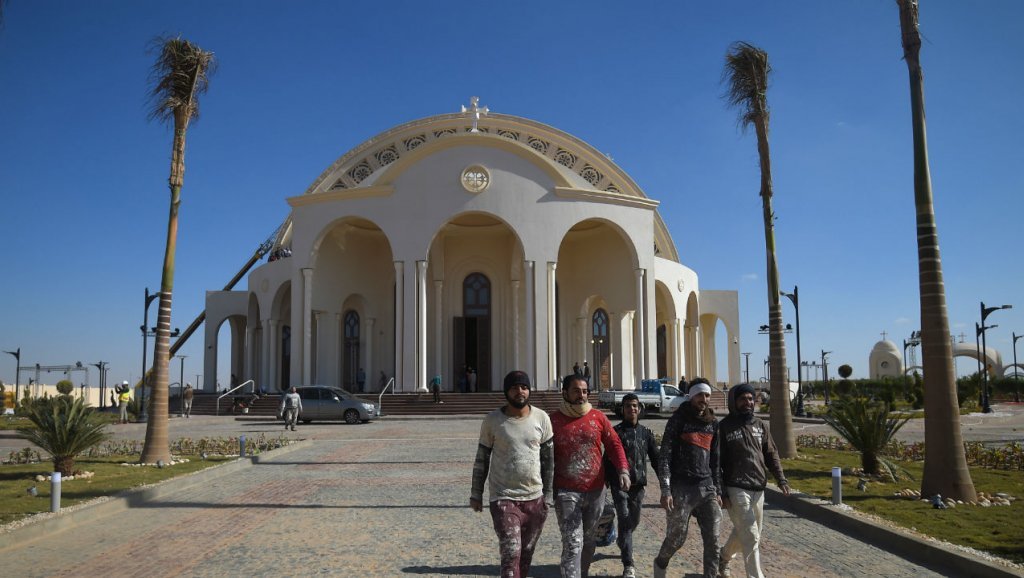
[461,165,490,193]
[677,279,685,293]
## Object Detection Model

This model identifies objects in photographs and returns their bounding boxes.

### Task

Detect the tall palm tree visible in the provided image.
[141,36,215,464]
[896,0,975,501]
[723,42,795,458]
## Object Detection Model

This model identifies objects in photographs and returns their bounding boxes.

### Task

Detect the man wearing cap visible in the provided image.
[654,377,722,578]
[471,370,554,578]
[552,373,629,578]
[718,383,789,578]
[117,381,131,424]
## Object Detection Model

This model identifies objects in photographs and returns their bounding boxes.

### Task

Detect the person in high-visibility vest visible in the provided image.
[118,381,131,424]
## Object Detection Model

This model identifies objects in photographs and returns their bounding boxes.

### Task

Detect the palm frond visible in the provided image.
[722,41,771,130]
[21,396,110,475]
[822,397,910,475]
[147,35,216,125]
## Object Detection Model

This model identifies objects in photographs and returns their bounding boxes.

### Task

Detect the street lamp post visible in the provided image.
[821,350,832,405]
[742,352,751,383]
[1013,332,1022,403]
[176,355,187,417]
[3,348,20,409]
[139,288,160,423]
[980,302,1012,413]
[780,286,805,417]
[90,361,108,409]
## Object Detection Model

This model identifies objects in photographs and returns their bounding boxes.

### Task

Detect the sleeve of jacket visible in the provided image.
[600,414,629,474]
[297,396,303,413]
[762,421,788,486]
[658,416,677,495]
[710,420,722,495]
[471,419,494,502]
[645,425,660,477]
[540,439,554,503]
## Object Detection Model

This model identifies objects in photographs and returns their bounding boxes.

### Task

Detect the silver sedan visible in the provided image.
[294,385,378,424]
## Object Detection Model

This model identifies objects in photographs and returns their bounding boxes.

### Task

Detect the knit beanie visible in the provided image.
[503,370,531,393]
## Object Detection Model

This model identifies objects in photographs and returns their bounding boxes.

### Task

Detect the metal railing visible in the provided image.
[216,379,256,416]
[377,378,395,417]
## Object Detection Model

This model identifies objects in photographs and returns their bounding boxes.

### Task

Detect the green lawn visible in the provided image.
[0,455,234,526]
[785,448,1024,563]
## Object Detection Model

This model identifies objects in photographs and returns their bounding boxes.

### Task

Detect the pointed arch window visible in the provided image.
[343,311,360,389]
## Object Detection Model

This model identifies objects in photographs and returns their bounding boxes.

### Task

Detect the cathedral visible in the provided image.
[203,100,740,393]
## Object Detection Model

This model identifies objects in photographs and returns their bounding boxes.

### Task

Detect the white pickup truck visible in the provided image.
[597,379,684,418]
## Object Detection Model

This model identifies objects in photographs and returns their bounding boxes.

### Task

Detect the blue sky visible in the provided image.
[1,1,1022,389]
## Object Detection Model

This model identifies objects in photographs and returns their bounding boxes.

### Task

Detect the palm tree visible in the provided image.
[21,396,110,476]
[896,0,975,501]
[141,36,215,464]
[723,42,796,458]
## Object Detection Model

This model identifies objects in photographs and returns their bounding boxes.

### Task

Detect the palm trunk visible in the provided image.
[897,0,975,501]
[140,123,186,464]
[755,118,796,458]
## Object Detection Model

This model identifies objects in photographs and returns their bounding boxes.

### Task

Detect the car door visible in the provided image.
[298,387,321,420]
[321,389,346,421]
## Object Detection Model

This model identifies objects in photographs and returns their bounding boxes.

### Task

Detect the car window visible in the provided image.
[329,388,351,400]
[664,386,681,396]
[298,388,321,401]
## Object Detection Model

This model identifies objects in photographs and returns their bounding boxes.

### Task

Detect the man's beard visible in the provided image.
[507,393,529,409]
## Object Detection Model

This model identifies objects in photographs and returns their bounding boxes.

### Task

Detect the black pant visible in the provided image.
[611,485,645,568]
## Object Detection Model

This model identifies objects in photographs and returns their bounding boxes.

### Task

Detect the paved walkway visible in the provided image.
[0,417,995,577]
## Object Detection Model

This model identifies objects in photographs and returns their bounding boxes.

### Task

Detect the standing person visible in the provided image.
[117,381,131,424]
[718,383,790,578]
[278,386,302,431]
[654,380,722,578]
[605,393,659,578]
[379,370,388,391]
[552,374,630,578]
[471,370,554,578]
[468,367,478,393]
[573,361,582,378]
[582,361,591,386]
[357,368,366,393]
[182,383,194,418]
[431,374,443,403]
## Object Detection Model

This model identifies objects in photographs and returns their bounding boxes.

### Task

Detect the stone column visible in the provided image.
[335,312,343,387]
[578,317,587,370]
[511,279,521,368]
[546,262,558,389]
[417,260,428,392]
[301,268,314,385]
[366,317,375,390]
[434,280,443,386]
[394,261,404,391]
[262,319,272,390]
[524,261,536,387]
[245,325,256,384]
[267,320,279,391]
[609,312,619,390]
[634,269,645,384]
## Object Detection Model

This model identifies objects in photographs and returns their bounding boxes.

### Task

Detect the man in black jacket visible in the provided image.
[718,383,789,578]
[654,380,722,578]
[605,393,659,578]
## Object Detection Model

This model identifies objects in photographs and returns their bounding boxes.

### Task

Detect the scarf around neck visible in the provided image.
[560,399,592,418]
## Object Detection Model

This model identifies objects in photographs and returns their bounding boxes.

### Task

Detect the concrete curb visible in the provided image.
[765,486,1024,577]
[0,439,314,552]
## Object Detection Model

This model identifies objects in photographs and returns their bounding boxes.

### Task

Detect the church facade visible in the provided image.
[203,102,740,393]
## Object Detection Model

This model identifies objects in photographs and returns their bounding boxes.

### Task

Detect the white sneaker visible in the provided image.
[653,560,667,578]
[623,566,637,578]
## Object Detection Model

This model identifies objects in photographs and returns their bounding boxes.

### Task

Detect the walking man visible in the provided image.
[471,370,554,578]
[278,386,302,431]
[182,382,194,418]
[552,373,630,578]
[718,383,790,578]
[654,379,722,578]
[605,393,659,578]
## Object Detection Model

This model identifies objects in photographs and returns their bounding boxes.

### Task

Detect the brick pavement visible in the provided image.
[0,417,1007,577]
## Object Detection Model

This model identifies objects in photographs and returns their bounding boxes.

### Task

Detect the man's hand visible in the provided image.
[780,483,791,496]
[470,498,483,512]
[619,472,631,492]
[661,494,673,511]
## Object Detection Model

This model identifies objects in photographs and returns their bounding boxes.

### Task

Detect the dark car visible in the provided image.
[294,385,378,424]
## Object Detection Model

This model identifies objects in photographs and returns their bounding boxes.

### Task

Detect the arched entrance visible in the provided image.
[454,273,491,392]
[342,310,360,389]
[592,308,611,390]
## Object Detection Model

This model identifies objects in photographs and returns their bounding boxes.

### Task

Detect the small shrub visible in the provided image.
[20,396,110,476]
[822,397,910,479]
[55,380,74,396]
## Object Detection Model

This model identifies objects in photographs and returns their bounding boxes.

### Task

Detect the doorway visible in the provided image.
[453,273,491,391]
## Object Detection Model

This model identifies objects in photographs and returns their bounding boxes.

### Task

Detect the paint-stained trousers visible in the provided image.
[554,488,605,578]
[610,485,645,569]
[489,496,548,578]
[655,483,722,578]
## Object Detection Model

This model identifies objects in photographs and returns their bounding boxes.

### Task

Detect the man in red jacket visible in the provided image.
[551,373,630,578]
